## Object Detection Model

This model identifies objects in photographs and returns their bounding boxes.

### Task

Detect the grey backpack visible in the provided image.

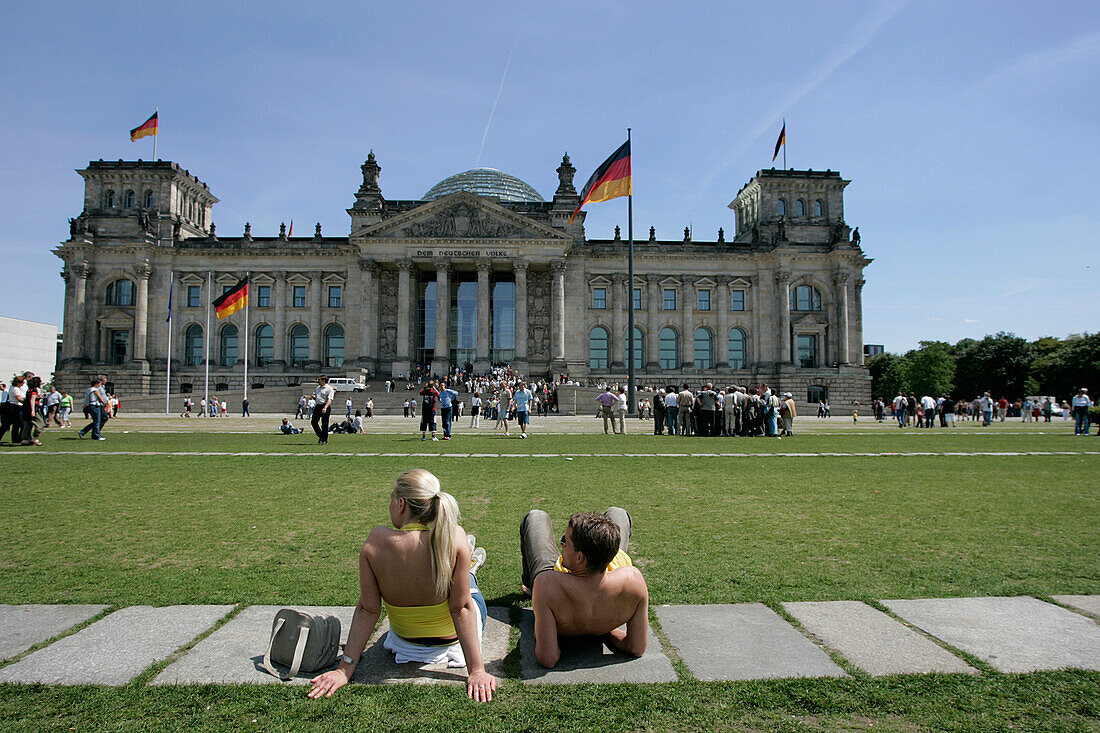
[261,608,341,680]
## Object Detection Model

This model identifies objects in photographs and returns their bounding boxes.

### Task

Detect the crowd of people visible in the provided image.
[871,391,1092,432]
[1,372,118,445]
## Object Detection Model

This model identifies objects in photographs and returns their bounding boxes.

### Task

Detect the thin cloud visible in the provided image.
[969,30,1100,99]
[699,0,908,191]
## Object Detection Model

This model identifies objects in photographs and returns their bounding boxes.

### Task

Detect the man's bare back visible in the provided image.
[531,525,649,667]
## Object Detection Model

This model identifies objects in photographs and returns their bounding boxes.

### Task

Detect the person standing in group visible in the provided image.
[44,386,62,427]
[892,392,907,428]
[697,383,718,437]
[979,392,995,427]
[779,392,797,437]
[614,386,628,435]
[764,390,781,437]
[0,375,27,444]
[77,375,108,441]
[199,397,207,418]
[676,384,694,437]
[58,390,73,428]
[920,394,936,429]
[469,392,482,429]
[312,375,335,445]
[20,376,44,446]
[499,386,512,437]
[663,386,678,435]
[652,389,665,435]
[438,381,459,440]
[1072,388,1092,436]
[420,380,440,441]
[596,386,618,435]
[513,381,534,438]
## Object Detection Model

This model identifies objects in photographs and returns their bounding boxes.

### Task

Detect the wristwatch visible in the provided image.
[340,653,357,666]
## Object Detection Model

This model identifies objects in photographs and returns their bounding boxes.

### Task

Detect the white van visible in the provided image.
[324,378,365,393]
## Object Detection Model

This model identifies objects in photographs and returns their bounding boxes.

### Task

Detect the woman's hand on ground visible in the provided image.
[466,669,497,702]
[307,668,349,698]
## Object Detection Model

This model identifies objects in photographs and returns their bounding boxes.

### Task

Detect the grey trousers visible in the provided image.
[520,507,632,590]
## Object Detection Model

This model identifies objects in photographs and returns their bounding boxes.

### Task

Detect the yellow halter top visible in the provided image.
[382,522,456,643]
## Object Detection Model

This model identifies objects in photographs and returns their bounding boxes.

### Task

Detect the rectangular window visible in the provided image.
[797,335,816,368]
[110,330,129,365]
[592,287,606,309]
[730,289,745,311]
[186,285,200,308]
[257,285,271,308]
[328,285,342,308]
[698,289,711,311]
[807,386,828,404]
[663,288,676,310]
[632,287,642,310]
[293,285,306,308]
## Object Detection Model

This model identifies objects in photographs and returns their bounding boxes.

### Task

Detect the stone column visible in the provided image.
[475,261,491,371]
[646,275,660,369]
[434,259,450,372]
[308,272,322,366]
[71,263,92,363]
[513,259,529,368]
[358,259,376,367]
[610,273,625,369]
[60,267,75,363]
[681,277,695,369]
[395,260,413,369]
[776,270,791,364]
[835,272,850,364]
[550,259,566,364]
[715,276,730,368]
[855,278,866,365]
[273,274,287,367]
[750,275,761,365]
[133,259,152,365]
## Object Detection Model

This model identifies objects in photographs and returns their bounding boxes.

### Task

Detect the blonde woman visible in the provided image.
[308,469,496,701]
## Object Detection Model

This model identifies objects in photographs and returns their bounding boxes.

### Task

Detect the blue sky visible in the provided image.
[1,1,1097,352]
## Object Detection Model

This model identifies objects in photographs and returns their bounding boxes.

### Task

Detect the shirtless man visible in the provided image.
[520,509,649,667]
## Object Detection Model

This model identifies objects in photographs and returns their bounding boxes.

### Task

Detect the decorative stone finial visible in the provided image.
[614,225,621,240]
[315,222,323,238]
[684,226,691,242]
[244,222,251,238]
[359,151,382,195]
[209,222,216,237]
[279,222,287,238]
[556,153,576,195]
[717,227,725,242]
[648,226,655,242]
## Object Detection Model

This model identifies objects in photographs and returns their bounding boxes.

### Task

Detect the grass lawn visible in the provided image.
[1,424,1097,731]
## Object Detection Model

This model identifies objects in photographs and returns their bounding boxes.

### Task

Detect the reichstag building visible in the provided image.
[54,152,872,405]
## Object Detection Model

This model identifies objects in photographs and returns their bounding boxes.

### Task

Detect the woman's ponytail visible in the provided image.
[428,490,460,599]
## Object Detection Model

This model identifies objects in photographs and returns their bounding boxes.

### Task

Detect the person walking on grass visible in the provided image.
[1072,388,1092,436]
[780,392,797,437]
[614,386,628,435]
[77,375,108,441]
[514,381,533,438]
[58,390,73,428]
[312,376,335,445]
[438,381,459,440]
[420,380,440,441]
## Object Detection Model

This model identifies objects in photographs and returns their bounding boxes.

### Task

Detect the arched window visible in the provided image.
[814,200,823,217]
[143,190,155,208]
[124,190,135,208]
[777,198,786,216]
[659,327,678,370]
[795,199,805,216]
[105,190,116,208]
[289,324,309,367]
[694,328,713,370]
[255,324,274,367]
[184,324,203,366]
[728,328,747,369]
[589,326,609,369]
[324,324,345,368]
[219,324,239,367]
[106,279,134,306]
[630,327,644,369]
[790,284,823,311]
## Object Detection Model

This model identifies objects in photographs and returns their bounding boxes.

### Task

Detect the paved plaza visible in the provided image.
[0,596,1096,687]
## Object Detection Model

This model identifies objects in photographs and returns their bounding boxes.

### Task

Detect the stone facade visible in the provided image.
[54,155,872,408]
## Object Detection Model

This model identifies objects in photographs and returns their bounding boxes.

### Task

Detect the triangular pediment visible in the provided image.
[352,191,569,241]
[791,312,829,326]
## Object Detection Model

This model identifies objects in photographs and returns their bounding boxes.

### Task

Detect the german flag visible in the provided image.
[772,122,786,162]
[130,112,158,142]
[213,278,248,319]
[570,140,631,223]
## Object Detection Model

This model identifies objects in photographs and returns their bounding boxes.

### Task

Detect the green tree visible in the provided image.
[868,352,907,400]
[904,341,955,397]
[952,332,1032,400]
[1036,333,1100,400]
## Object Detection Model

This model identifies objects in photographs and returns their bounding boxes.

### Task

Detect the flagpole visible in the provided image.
[165,271,173,414]
[243,273,249,406]
[626,128,636,417]
[204,272,211,415]
[782,117,786,169]
[153,108,158,160]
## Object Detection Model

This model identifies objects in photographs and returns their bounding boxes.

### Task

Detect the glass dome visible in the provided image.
[424,168,544,203]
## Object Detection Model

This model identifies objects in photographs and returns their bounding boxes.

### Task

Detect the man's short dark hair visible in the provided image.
[568,513,620,572]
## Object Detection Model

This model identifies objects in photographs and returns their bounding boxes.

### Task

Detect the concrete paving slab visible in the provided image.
[657,603,847,681]
[0,605,232,685]
[883,596,1100,673]
[1052,595,1100,619]
[155,605,511,686]
[0,604,107,660]
[518,609,676,684]
[782,601,975,676]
